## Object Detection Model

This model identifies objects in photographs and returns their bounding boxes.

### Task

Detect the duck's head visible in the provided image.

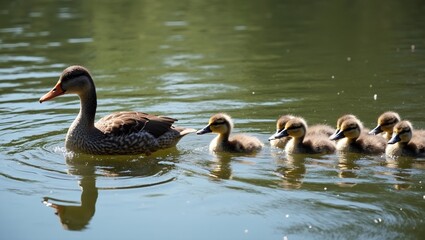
[329,118,362,141]
[197,113,234,135]
[388,120,413,144]
[369,111,400,135]
[39,66,94,103]
[269,117,307,140]
[268,115,295,140]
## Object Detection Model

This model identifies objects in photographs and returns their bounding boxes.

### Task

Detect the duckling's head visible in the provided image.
[329,114,358,139]
[269,117,307,140]
[276,115,295,132]
[388,120,413,144]
[369,111,400,135]
[197,113,233,135]
[329,118,362,141]
[40,66,94,103]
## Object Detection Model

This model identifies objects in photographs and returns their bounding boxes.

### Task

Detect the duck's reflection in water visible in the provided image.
[43,150,179,231]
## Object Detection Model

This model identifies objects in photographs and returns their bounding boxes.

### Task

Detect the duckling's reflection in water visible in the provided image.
[208,152,257,180]
[209,153,233,180]
[336,152,361,188]
[385,157,416,190]
[43,150,179,231]
[273,153,306,189]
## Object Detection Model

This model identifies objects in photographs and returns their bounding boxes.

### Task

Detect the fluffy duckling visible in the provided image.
[330,117,386,154]
[329,114,358,139]
[269,117,335,154]
[386,121,425,158]
[270,115,295,148]
[197,113,263,153]
[369,111,401,140]
[270,114,334,149]
[370,111,425,140]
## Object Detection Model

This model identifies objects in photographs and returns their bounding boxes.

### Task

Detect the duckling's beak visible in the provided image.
[369,125,383,135]
[329,129,341,140]
[268,129,288,141]
[196,125,212,135]
[388,133,401,144]
[39,81,65,103]
[329,130,345,141]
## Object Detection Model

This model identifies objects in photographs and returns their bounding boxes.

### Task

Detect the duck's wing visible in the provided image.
[95,111,177,138]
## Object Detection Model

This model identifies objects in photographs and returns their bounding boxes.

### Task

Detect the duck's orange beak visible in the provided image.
[39,81,65,103]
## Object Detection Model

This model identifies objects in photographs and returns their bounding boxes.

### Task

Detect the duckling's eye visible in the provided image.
[343,126,357,132]
[211,121,225,126]
[286,125,301,130]
[381,120,397,127]
[398,128,411,134]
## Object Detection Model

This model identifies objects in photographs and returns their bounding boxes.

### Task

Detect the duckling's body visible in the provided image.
[197,113,263,154]
[39,66,194,155]
[386,121,425,158]
[330,117,386,154]
[269,117,335,154]
[270,115,334,149]
[370,111,425,140]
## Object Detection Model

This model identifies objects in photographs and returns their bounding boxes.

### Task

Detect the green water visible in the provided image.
[1,0,425,239]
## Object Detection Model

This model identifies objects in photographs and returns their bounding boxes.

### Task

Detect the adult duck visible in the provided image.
[39,65,194,155]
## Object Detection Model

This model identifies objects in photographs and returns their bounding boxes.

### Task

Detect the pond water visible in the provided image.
[1,0,425,239]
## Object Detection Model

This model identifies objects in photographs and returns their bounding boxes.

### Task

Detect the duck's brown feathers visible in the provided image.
[96,111,177,138]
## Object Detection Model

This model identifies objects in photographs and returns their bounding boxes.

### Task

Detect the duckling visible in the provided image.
[270,115,295,148]
[270,114,334,149]
[269,117,335,154]
[197,113,263,153]
[329,114,358,140]
[369,111,401,140]
[370,111,425,140]
[386,121,425,158]
[330,117,386,154]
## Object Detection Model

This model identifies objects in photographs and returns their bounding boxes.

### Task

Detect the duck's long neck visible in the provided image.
[73,87,97,130]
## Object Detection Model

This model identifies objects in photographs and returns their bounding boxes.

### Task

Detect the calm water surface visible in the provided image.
[1,0,425,239]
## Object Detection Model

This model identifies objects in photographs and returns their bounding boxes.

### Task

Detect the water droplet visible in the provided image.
[285,214,290,218]
[308,225,312,229]
[373,94,377,100]
[283,236,288,240]
[411,44,416,52]
[324,187,327,191]
[331,75,335,79]
[244,229,249,234]
[347,57,351,61]
[252,91,255,95]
